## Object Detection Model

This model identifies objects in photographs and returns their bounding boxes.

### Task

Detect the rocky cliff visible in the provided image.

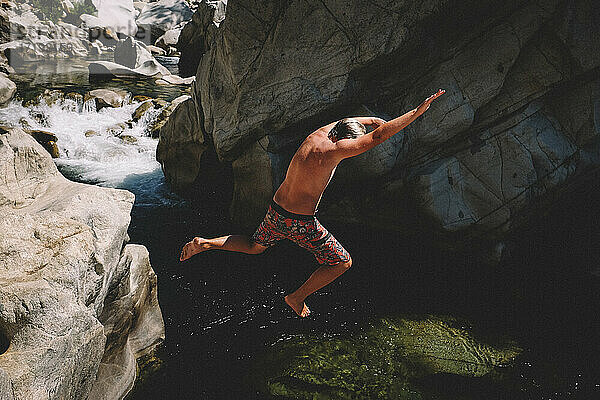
[158,0,600,244]
[0,127,164,399]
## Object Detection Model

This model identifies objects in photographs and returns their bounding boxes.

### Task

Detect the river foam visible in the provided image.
[0,93,184,207]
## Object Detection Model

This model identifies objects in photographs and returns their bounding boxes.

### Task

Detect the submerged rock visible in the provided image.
[250,316,521,399]
[0,127,164,399]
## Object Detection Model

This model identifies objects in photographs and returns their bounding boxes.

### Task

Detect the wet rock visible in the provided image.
[146,44,166,56]
[132,101,153,122]
[84,89,125,110]
[250,316,521,399]
[18,117,30,130]
[0,127,164,399]
[0,72,16,107]
[65,91,83,104]
[88,59,171,79]
[133,95,153,103]
[25,129,60,158]
[119,134,138,144]
[155,74,195,85]
[156,95,206,188]
[28,109,49,126]
[151,94,190,138]
[107,122,127,136]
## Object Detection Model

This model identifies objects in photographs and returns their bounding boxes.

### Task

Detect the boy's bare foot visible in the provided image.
[284,294,310,318]
[180,237,210,261]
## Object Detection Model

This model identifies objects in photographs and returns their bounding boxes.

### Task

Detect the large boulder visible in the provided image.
[136,0,193,42]
[157,0,600,242]
[176,0,227,77]
[0,72,16,107]
[90,0,138,37]
[0,127,164,399]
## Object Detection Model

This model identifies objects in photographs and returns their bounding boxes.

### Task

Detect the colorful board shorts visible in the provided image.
[252,201,351,265]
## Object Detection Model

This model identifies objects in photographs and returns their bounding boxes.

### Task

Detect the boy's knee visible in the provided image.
[341,256,352,269]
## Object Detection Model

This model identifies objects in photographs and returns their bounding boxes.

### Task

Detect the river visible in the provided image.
[2,58,600,400]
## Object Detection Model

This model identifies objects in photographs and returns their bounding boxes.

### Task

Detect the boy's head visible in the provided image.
[328,118,366,142]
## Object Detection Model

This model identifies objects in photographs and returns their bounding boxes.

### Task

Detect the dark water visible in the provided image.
[9,59,600,399]
[122,179,600,399]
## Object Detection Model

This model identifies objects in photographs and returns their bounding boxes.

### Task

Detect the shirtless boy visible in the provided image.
[180,89,445,317]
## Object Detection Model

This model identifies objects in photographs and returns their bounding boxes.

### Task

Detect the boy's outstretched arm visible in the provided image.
[331,89,445,159]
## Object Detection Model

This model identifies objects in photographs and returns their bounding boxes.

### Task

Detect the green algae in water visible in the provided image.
[248,316,521,399]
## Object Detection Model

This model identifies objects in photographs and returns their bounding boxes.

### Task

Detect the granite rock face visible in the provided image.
[158,0,600,240]
[0,127,164,399]
[0,72,15,107]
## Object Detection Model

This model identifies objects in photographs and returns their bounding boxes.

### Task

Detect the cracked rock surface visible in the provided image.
[158,0,600,238]
[0,127,164,400]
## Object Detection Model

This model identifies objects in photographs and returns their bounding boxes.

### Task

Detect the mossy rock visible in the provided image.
[248,316,521,399]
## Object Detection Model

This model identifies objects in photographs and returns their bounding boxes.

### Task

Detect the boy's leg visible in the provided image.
[180,235,267,261]
[284,258,352,317]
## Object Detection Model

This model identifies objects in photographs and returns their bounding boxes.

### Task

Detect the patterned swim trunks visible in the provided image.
[252,201,351,265]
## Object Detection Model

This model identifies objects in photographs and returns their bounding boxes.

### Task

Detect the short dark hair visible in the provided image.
[328,118,366,141]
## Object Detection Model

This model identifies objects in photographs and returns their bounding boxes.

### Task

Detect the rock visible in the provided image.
[158,0,600,247]
[119,134,138,144]
[114,36,154,70]
[151,94,190,138]
[132,100,153,122]
[90,0,138,37]
[155,28,181,50]
[156,96,206,187]
[107,122,127,136]
[176,0,226,77]
[133,95,153,103]
[84,89,125,110]
[88,59,171,79]
[250,316,521,399]
[135,0,193,42]
[146,44,166,56]
[155,74,195,85]
[0,127,164,399]
[25,129,60,158]
[0,72,16,107]
[65,91,83,104]
[85,129,98,137]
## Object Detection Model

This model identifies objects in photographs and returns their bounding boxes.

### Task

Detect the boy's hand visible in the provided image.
[417,89,445,115]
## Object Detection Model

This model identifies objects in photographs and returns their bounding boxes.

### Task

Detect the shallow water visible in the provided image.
[3,59,600,399]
